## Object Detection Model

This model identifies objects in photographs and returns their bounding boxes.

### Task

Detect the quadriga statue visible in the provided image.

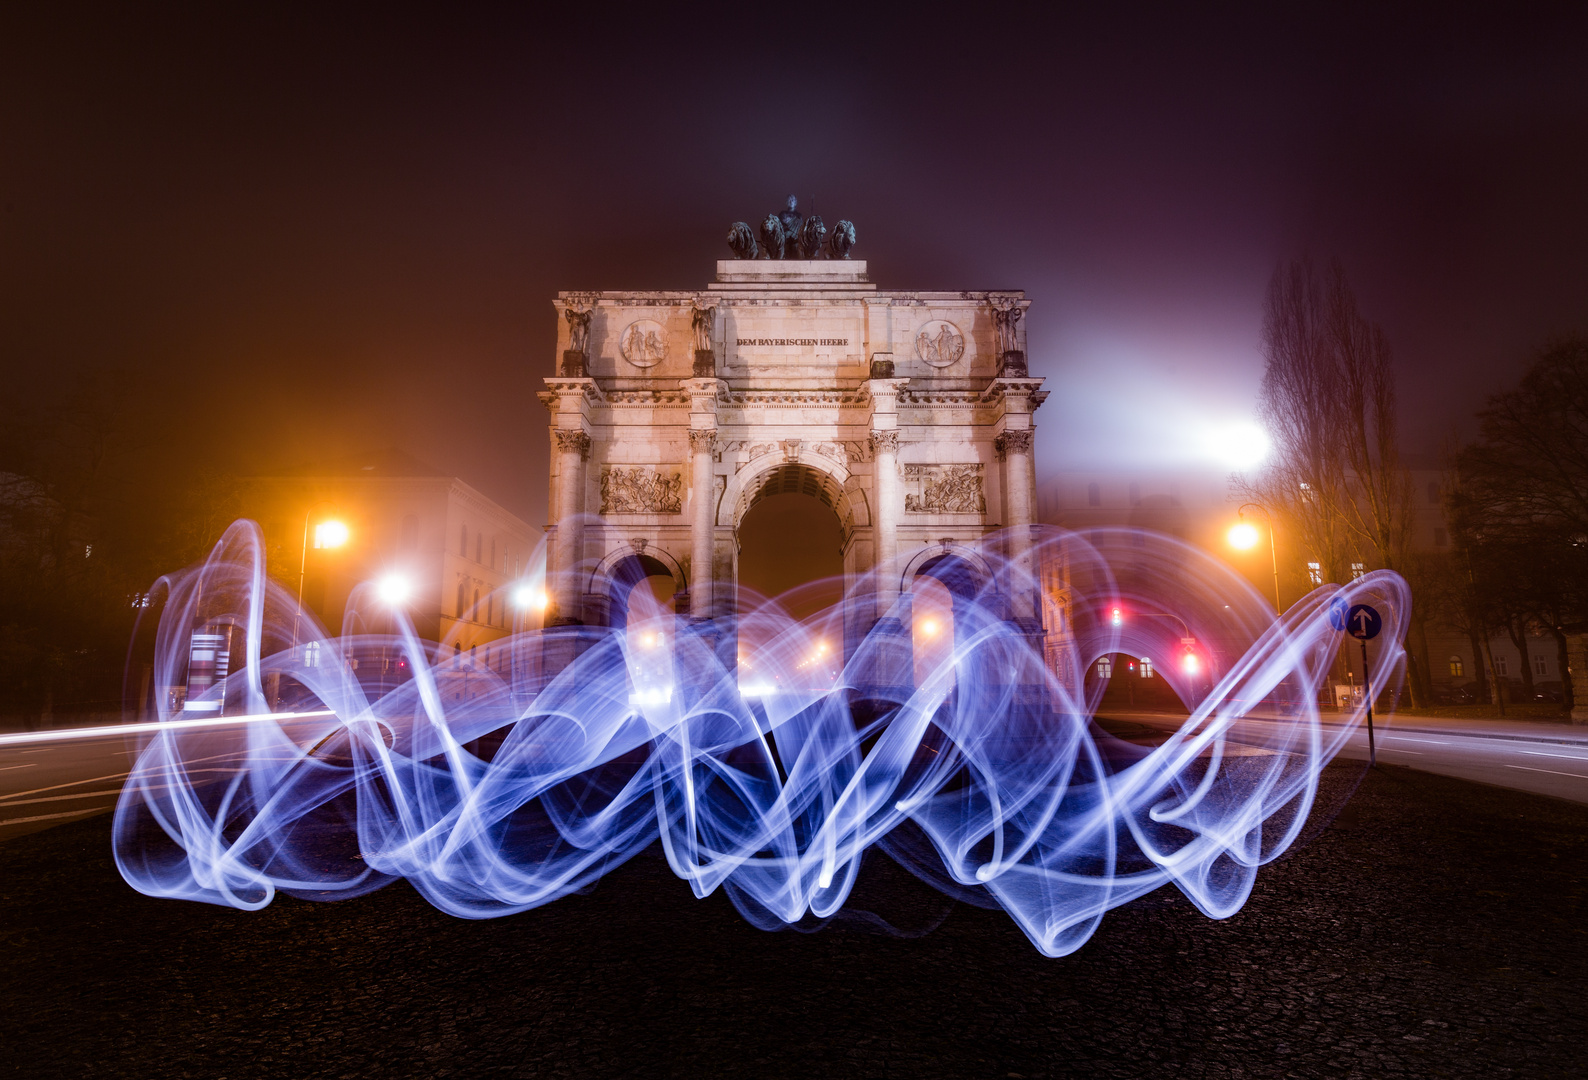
[725,196,857,260]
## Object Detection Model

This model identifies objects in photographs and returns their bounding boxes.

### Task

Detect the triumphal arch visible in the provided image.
[539,199,1048,650]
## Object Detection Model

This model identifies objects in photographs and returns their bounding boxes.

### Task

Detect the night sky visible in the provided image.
[3,6,1585,526]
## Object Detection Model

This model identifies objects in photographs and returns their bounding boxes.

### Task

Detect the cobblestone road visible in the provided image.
[1,763,1583,1078]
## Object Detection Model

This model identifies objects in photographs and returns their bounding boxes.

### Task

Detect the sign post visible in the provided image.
[1344,603,1383,766]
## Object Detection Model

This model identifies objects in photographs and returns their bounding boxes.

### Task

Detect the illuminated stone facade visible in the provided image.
[539,260,1048,643]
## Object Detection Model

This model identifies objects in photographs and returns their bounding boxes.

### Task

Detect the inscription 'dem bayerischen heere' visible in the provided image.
[734,338,849,347]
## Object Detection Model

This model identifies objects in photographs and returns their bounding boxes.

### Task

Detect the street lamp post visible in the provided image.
[291,504,348,655]
[1232,503,1283,617]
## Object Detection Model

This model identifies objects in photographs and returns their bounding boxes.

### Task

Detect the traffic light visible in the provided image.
[1109,605,1123,628]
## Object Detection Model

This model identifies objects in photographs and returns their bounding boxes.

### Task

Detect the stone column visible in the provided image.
[871,428,901,605]
[683,377,722,620]
[688,427,717,620]
[997,428,1036,623]
[551,427,590,624]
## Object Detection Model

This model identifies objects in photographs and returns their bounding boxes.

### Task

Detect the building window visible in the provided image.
[1307,562,1323,586]
[490,538,496,570]
[475,535,483,563]
[1096,657,1112,679]
[460,525,468,557]
[487,594,494,626]
[1427,481,1440,505]
[1434,527,1448,547]
[1535,654,1548,676]
[457,582,467,618]
[1448,655,1464,678]
[473,588,480,618]
[1128,482,1141,506]
[1087,482,1101,507]
[1496,655,1509,677]
[1140,657,1154,679]
[401,514,419,550]
[84,543,92,559]
[1350,562,1365,580]
[304,641,321,669]
[1298,481,1315,503]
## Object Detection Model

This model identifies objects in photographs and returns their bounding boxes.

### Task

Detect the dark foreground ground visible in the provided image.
[2,765,1585,1079]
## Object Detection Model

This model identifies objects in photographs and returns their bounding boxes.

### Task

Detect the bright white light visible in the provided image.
[739,683,777,698]
[375,573,413,605]
[919,619,939,638]
[513,585,548,610]
[314,520,350,549]
[1182,652,1201,674]
[1203,422,1269,470]
[628,686,673,706]
[1227,522,1260,550]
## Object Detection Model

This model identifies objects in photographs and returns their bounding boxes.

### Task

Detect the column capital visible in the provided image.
[869,429,901,455]
[553,428,591,459]
[687,428,717,454]
[994,429,1034,460]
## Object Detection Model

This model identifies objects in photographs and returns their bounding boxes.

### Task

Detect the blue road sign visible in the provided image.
[1345,604,1382,641]
[1327,596,1350,632]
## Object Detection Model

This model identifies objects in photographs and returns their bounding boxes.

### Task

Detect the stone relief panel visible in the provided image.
[903,464,986,514]
[600,466,683,514]
[843,440,874,463]
[914,320,965,367]
[620,319,669,368]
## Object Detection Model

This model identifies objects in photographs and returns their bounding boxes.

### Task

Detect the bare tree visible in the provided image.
[1237,259,1422,699]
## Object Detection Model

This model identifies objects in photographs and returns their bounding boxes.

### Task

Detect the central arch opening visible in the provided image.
[735,465,846,620]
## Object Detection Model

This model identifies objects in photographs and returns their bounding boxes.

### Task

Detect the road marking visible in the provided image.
[1518,749,1588,760]
[0,808,105,827]
[1382,748,1424,755]
[0,772,131,800]
[0,709,335,747]
[1503,764,1588,780]
[0,763,37,772]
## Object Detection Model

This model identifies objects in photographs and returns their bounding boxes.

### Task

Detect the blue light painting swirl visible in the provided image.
[113,521,1408,957]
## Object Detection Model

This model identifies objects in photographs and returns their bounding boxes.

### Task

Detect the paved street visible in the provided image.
[0,713,333,841]
[1,759,1584,1078]
[1106,710,1588,805]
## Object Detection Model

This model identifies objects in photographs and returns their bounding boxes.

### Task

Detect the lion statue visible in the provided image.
[726,221,758,260]
[759,214,786,260]
[798,215,827,259]
[828,219,857,259]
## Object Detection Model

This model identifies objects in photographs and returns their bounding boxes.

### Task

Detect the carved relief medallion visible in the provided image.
[620,319,669,368]
[600,466,683,514]
[903,464,986,514]
[914,320,965,368]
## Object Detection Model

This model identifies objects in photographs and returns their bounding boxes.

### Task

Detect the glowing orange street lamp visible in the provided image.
[292,505,349,655]
[1229,504,1282,616]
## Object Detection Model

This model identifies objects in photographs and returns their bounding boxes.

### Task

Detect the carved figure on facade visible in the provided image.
[781,438,803,461]
[600,467,683,515]
[728,196,857,260]
[814,443,848,466]
[726,221,758,260]
[915,320,965,367]
[747,442,777,459]
[563,303,592,354]
[620,319,668,367]
[990,296,1023,354]
[904,464,986,514]
[689,299,717,353]
[687,428,717,455]
[843,440,874,464]
[994,429,1034,460]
